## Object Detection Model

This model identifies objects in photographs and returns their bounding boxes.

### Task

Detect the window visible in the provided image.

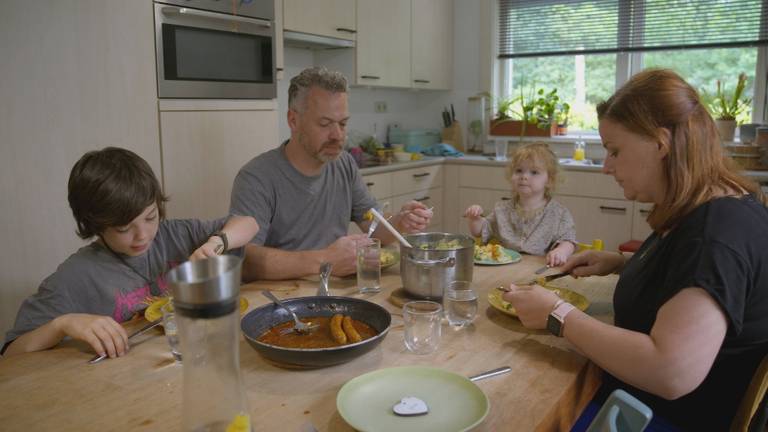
[495,0,768,133]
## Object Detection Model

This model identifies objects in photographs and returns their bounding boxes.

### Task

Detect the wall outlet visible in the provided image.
[374,101,387,113]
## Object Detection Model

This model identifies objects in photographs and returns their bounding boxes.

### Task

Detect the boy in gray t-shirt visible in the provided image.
[2,147,259,359]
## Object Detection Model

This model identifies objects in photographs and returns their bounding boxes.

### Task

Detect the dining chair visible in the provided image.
[585,389,653,432]
[731,353,768,432]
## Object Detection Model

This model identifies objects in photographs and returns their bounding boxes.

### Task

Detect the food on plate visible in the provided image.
[342,316,363,343]
[257,316,377,348]
[380,249,397,266]
[474,244,508,262]
[418,239,463,250]
[330,314,347,345]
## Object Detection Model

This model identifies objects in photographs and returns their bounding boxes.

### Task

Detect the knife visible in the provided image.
[88,319,162,364]
[450,103,456,122]
[496,272,570,291]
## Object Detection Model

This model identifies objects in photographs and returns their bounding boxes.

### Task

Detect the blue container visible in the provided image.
[389,129,441,153]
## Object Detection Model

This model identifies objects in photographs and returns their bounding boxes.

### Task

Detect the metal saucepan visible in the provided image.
[241,296,391,368]
[400,233,474,300]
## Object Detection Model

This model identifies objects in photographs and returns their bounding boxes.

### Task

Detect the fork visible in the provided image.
[261,291,318,335]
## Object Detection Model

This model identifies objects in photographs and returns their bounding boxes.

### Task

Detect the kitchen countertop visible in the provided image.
[359,154,768,182]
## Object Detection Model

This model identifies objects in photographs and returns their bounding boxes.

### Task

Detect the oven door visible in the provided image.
[154,3,276,99]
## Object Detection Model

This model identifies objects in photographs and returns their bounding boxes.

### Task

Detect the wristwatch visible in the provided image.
[547,300,576,337]
[211,231,228,254]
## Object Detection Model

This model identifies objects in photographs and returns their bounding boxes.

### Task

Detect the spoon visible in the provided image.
[317,262,332,296]
[261,291,318,335]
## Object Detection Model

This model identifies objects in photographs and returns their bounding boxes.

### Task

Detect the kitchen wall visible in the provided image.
[277,0,492,146]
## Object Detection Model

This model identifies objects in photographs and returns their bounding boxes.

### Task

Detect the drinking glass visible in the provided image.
[403,301,442,354]
[494,140,508,161]
[444,281,478,328]
[357,238,381,294]
[161,301,182,362]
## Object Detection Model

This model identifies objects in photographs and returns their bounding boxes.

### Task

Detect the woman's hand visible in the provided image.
[501,284,560,329]
[189,237,224,260]
[560,250,626,277]
[53,313,129,358]
[463,205,484,220]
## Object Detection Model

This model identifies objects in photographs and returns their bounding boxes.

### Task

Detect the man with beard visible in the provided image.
[230,67,432,280]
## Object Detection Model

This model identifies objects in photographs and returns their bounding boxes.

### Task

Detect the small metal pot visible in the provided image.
[400,233,474,300]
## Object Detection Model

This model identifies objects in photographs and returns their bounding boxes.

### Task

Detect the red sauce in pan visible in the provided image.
[257,316,377,349]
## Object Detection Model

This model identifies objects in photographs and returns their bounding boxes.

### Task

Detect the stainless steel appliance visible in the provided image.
[154,0,276,99]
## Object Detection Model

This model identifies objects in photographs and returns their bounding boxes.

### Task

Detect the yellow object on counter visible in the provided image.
[410,153,422,161]
[576,239,604,252]
[573,147,585,161]
[225,413,251,432]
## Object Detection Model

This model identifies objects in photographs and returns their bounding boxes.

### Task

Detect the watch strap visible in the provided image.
[211,231,228,254]
[549,301,576,337]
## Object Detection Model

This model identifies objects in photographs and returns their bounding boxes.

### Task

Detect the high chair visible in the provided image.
[577,239,604,253]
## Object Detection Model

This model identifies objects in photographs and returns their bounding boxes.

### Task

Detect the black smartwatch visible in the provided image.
[211,231,228,254]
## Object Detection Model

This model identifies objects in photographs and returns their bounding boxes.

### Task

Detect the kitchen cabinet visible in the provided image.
[555,195,633,252]
[352,164,444,234]
[356,0,411,88]
[159,104,279,219]
[283,0,357,41]
[411,0,453,90]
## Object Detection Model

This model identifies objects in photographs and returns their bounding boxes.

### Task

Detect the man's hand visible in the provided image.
[395,201,433,233]
[325,234,368,276]
[53,313,129,358]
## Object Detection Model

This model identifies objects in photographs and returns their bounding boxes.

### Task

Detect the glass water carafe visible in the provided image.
[168,255,251,432]
[466,95,489,153]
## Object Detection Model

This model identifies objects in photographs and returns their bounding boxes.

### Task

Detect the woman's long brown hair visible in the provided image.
[597,69,765,232]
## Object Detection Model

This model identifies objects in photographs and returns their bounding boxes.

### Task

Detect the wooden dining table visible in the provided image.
[0,255,618,431]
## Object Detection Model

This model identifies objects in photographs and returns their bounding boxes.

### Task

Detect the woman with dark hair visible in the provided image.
[503,69,768,430]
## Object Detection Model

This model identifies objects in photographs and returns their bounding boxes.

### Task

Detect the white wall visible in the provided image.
[277,0,491,145]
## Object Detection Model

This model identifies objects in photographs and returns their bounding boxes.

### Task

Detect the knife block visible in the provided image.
[441,121,464,152]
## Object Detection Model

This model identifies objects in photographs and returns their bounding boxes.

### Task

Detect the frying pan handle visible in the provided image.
[406,255,455,268]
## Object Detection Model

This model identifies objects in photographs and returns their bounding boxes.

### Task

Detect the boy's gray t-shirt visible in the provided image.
[229,143,378,250]
[3,218,226,349]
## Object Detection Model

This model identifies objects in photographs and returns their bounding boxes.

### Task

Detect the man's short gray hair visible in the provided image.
[288,67,348,112]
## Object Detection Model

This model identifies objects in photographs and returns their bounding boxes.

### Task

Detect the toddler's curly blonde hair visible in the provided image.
[504,142,560,200]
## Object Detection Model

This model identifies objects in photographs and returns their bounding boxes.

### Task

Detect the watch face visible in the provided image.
[547,314,562,337]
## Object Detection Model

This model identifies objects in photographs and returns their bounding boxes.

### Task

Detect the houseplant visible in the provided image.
[489,87,563,138]
[555,102,571,136]
[704,73,751,142]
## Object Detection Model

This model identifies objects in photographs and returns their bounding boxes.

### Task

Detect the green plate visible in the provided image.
[488,288,589,317]
[337,366,489,432]
[474,246,522,266]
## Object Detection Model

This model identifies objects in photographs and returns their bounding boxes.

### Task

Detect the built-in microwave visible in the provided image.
[154,0,276,99]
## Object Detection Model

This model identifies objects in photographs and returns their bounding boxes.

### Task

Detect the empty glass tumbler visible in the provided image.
[357,238,381,294]
[403,301,443,354]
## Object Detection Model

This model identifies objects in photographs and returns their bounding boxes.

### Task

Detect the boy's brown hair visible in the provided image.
[68,147,169,239]
[505,142,560,200]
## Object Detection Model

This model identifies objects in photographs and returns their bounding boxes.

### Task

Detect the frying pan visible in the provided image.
[241,295,391,368]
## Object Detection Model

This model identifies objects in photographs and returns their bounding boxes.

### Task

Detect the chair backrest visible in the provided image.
[585,389,653,432]
[731,353,768,432]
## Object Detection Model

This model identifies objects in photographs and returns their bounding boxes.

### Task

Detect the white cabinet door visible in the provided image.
[160,110,279,220]
[411,0,453,90]
[356,0,411,87]
[632,202,654,241]
[556,195,633,252]
[283,0,356,40]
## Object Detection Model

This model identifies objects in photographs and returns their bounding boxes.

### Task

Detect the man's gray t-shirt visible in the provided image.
[229,143,378,250]
[3,218,226,350]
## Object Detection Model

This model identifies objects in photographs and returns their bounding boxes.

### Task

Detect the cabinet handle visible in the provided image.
[501,197,512,201]
[599,205,627,213]
[366,182,375,187]
[336,27,357,34]
[360,75,380,80]
[412,173,430,178]
[415,196,430,202]
[414,79,431,84]
[639,209,651,215]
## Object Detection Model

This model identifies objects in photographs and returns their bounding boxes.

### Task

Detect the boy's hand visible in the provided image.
[54,314,129,358]
[463,205,484,219]
[189,237,225,260]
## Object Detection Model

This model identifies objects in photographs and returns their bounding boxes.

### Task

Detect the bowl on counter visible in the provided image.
[393,152,412,162]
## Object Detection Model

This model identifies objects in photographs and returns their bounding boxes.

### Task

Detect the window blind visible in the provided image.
[498,0,768,59]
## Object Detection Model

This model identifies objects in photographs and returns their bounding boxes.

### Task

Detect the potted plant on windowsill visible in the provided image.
[489,87,562,139]
[704,73,751,142]
[555,102,570,136]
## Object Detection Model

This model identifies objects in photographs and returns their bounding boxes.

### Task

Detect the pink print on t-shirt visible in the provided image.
[111,277,170,322]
